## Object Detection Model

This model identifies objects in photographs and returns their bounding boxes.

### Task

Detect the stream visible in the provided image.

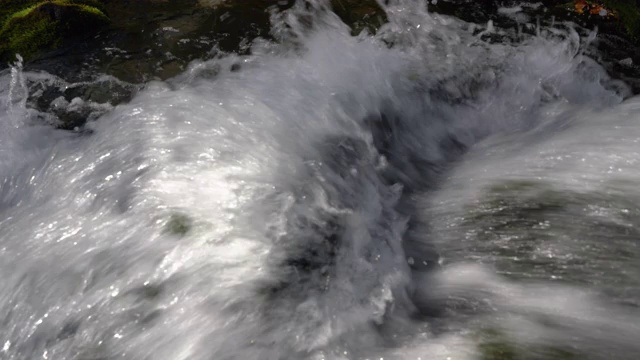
[1,1,640,359]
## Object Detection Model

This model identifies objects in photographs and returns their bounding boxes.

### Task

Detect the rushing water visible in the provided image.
[1,1,640,359]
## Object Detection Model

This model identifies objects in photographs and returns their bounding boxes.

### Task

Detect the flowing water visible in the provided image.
[1,1,640,359]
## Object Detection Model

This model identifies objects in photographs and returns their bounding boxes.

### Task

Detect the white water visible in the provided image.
[1,1,639,359]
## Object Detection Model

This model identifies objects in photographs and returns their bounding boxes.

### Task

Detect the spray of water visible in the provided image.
[0,1,639,359]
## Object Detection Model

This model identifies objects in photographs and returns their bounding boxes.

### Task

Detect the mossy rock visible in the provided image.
[0,0,109,62]
[602,0,640,40]
[457,179,640,287]
[476,328,582,360]
[478,328,521,360]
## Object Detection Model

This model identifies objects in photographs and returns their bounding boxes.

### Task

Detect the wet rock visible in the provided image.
[6,0,388,83]
[36,0,292,83]
[456,179,640,296]
[0,1,109,62]
[330,0,387,34]
[476,327,582,360]
[5,0,640,132]
[22,74,136,129]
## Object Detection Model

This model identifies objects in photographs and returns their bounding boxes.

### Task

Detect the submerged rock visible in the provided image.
[453,179,640,301]
[476,327,582,360]
[165,213,193,237]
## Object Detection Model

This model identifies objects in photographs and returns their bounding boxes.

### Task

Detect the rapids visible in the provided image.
[1,1,639,359]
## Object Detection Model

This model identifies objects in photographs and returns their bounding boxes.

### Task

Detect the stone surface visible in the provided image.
[0,1,109,62]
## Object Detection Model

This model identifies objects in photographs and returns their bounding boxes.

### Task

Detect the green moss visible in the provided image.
[465,180,567,240]
[459,178,640,286]
[1,1,39,25]
[476,328,582,360]
[0,0,105,26]
[478,329,520,360]
[0,0,109,62]
[0,12,61,61]
[603,0,640,40]
[8,5,41,21]
[68,0,106,13]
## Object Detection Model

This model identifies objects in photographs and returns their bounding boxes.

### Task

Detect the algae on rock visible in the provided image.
[0,0,109,62]
[602,0,640,40]
[476,327,582,360]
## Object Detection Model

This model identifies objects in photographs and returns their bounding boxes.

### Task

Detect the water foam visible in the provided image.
[0,1,637,359]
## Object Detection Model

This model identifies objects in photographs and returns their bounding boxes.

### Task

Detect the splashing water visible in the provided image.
[1,1,639,359]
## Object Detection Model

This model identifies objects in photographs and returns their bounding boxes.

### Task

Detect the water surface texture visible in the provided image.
[1,1,639,359]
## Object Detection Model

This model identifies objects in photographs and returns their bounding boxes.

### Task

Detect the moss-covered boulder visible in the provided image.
[0,0,109,62]
[453,179,640,293]
[476,328,582,360]
[602,0,640,40]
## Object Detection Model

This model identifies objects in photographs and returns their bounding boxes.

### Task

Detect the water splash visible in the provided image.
[0,1,638,360]
[7,55,28,126]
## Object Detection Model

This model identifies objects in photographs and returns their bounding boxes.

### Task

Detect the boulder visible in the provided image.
[0,0,109,62]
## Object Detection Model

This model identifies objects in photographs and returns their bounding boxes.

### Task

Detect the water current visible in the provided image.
[1,1,639,359]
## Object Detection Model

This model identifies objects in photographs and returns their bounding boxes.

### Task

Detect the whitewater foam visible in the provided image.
[0,1,638,359]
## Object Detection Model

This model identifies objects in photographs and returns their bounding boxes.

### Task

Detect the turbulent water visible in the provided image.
[1,1,640,359]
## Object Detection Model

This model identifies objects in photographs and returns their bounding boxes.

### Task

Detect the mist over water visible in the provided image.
[1,1,640,359]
